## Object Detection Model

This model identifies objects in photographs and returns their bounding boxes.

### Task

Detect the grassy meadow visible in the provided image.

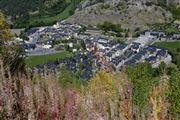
[26,51,72,67]
[153,41,180,50]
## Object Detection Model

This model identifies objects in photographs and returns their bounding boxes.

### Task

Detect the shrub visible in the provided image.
[97,21,124,33]
[168,70,180,118]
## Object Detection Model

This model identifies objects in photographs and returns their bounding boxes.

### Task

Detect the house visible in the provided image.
[124,49,134,58]
[105,51,115,61]
[134,35,156,46]
[160,35,172,41]
[106,43,127,58]
[144,30,151,36]
[116,44,128,51]
[78,33,91,39]
[173,33,180,40]
[151,30,166,37]
[36,39,53,46]
[69,43,73,48]
[124,59,136,66]
[56,45,65,50]
[22,43,36,50]
[108,40,118,48]
[97,41,109,49]
[43,45,52,49]
[111,55,126,68]
[27,28,39,35]
[144,46,157,54]
[132,53,143,61]
[130,42,141,52]
[145,56,157,63]
[156,49,168,58]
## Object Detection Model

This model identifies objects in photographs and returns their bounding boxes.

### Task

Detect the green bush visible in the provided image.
[168,70,180,118]
[126,63,158,110]
[168,6,180,20]
[97,21,124,33]
[58,65,81,88]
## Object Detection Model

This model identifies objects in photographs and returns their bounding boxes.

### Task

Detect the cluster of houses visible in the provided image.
[35,51,100,79]
[84,34,172,70]
[143,30,180,41]
[19,21,176,79]
[22,21,82,55]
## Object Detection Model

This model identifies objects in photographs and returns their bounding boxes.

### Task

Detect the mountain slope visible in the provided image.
[0,0,82,28]
[0,0,68,17]
[66,0,179,31]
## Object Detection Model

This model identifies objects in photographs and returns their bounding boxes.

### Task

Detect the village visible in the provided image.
[17,21,180,79]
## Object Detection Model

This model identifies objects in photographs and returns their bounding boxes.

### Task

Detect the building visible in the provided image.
[134,35,156,46]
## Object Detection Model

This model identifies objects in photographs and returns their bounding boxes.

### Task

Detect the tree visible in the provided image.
[126,63,157,110]
[58,65,80,88]
[97,21,123,33]
[88,70,115,97]
[19,30,29,40]
[84,70,116,119]
[0,12,25,75]
[158,61,166,74]
[153,61,167,77]
[78,26,86,34]
[168,70,180,119]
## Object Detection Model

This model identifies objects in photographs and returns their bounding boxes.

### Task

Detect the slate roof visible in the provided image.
[111,56,125,66]
[145,56,157,62]
[116,44,127,50]
[22,43,36,49]
[145,46,157,52]
[131,42,141,49]
[132,53,142,60]
[105,51,114,58]
[124,59,136,66]
[27,28,39,35]
[156,50,167,57]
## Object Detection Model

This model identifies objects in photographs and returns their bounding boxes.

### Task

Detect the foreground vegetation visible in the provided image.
[0,61,180,119]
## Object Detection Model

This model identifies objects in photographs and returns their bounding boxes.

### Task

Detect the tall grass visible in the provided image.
[0,60,174,120]
[0,61,66,119]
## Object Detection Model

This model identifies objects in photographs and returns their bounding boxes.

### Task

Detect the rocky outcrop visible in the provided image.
[66,0,173,31]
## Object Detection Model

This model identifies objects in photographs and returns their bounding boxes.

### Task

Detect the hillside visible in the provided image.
[0,0,179,30]
[66,0,180,32]
[0,0,82,28]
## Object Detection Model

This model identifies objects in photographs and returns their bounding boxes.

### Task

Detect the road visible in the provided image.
[27,48,60,56]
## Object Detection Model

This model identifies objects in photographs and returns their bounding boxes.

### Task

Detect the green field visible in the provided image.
[153,41,180,50]
[26,51,72,67]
